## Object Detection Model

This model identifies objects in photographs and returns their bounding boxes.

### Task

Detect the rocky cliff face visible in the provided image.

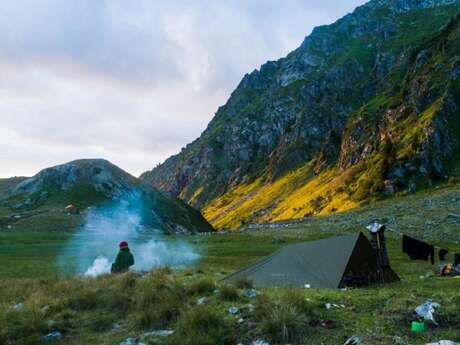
[142,0,460,229]
[4,159,213,233]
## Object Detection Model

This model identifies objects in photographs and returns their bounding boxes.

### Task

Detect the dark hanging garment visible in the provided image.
[439,249,448,261]
[455,253,460,267]
[369,225,390,268]
[402,235,435,264]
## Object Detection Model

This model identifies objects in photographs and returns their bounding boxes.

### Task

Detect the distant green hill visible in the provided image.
[142,0,460,229]
[0,159,213,233]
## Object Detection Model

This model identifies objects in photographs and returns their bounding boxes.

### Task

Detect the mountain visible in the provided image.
[141,0,460,229]
[0,159,213,233]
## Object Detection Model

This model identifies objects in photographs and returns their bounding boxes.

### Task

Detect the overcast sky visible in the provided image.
[0,0,367,178]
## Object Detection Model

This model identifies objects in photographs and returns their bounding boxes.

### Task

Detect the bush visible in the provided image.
[0,303,48,345]
[281,289,317,317]
[235,277,254,289]
[219,285,239,301]
[187,278,216,296]
[258,304,312,344]
[253,291,317,344]
[66,286,99,311]
[134,270,186,329]
[168,306,234,345]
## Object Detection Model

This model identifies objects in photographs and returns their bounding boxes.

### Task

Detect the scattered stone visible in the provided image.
[112,322,122,332]
[144,330,175,337]
[243,288,258,298]
[393,336,408,345]
[447,213,460,225]
[228,306,240,315]
[42,331,62,342]
[247,304,255,312]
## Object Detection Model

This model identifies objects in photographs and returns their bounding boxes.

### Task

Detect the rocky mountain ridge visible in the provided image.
[1,159,213,233]
[142,0,460,229]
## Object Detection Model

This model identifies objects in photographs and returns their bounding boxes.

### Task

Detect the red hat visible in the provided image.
[119,241,128,248]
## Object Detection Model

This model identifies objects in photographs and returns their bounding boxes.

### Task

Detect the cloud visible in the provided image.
[0,0,367,178]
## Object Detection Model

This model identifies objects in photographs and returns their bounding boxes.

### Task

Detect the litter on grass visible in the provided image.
[228,306,240,315]
[415,300,441,325]
[143,330,175,337]
[344,336,364,345]
[42,331,62,342]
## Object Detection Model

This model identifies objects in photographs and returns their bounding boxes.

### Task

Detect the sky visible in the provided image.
[0,0,367,178]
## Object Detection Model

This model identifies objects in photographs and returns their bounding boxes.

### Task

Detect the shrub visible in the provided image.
[281,289,318,318]
[0,303,47,345]
[258,304,312,344]
[187,278,216,296]
[168,306,234,345]
[253,291,317,344]
[218,285,239,301]
[134,270,186,329]
[235,277,254,289]
[66,286,99,311]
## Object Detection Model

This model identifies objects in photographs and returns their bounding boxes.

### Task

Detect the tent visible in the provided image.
[223,232,399,289]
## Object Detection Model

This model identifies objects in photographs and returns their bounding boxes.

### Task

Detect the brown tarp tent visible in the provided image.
[223,232,399,289]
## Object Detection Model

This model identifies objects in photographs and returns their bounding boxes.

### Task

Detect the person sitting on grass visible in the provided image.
[111,240,135,273]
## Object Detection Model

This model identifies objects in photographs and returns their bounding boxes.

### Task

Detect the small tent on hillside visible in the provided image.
[223,232,399,289]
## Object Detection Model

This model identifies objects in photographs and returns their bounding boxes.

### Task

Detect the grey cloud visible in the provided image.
[0,0,367,177]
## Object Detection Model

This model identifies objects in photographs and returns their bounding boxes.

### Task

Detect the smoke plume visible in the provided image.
[58,195,200,276]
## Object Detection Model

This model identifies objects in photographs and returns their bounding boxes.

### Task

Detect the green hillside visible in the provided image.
[142,0,460,229]
[2,182,460,344]
[0,159,213,234]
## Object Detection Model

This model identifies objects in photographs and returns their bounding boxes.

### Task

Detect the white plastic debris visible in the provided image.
[415,300,441,325]
[426,341,459,345]
[42,331,62,342]
[252,340,270,345]
[238,318,244,323]
[344,336,364,345]
[304,283,311,288]
[119,338,138,345]
[228,306,240,315]
[144,330,175,337]
[244,288,258,298]
[12,303,24,311]
[197,297,207,305]
[325,303,345,310]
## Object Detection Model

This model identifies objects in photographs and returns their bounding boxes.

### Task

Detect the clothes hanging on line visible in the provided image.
[454,253,460,267]
[439,249,449,261]
[402,235,435,264]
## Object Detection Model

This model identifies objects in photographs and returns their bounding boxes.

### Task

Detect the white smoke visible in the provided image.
[59,195,200,277]
[84,256,111,277]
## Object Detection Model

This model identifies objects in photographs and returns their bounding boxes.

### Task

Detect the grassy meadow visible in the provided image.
[1,184,460,344]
